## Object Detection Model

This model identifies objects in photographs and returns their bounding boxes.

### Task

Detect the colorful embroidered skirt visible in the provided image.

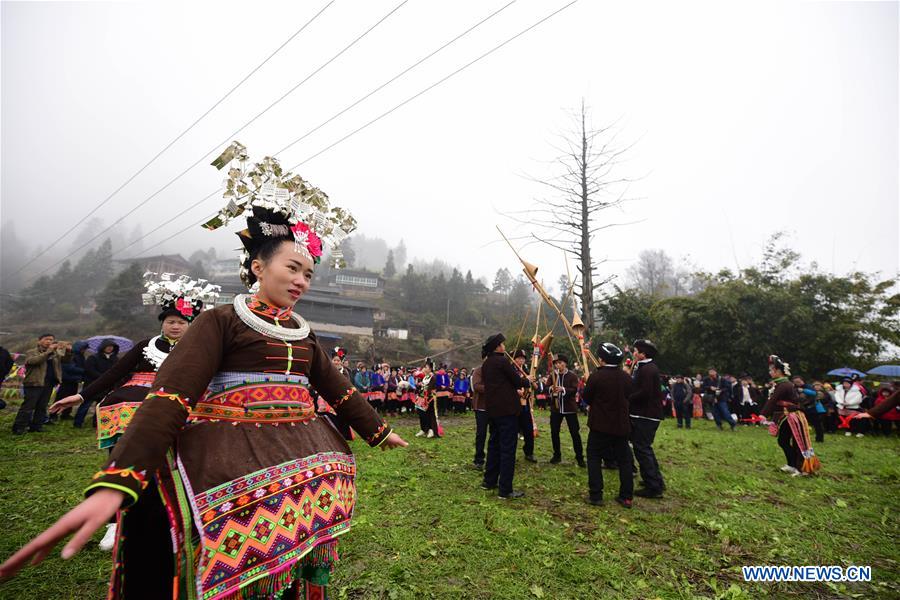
[155,372,357,600]
[96,372,155,449]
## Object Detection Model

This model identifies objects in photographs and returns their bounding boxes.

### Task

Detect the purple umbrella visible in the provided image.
[85,335,134,354]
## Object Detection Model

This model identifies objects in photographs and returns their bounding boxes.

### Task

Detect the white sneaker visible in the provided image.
[99,523,117,551]
[855,433,864,438]
[845,432,852,437]
[779,464,795,473]
[790,469,806,477]
[426,429,435,438]
[415,430,425,437]
[782,466,801,476]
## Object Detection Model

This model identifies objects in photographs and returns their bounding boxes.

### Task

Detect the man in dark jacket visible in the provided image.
[480,333,530,499]
[671,375,693,429]
[13,333,71,434]
[629,339,666,498]
[548,354,585,467]
[583,342,634,508]
[74,339,119,428]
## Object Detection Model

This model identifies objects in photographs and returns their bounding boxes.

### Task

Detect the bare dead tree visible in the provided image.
[504,100,642,334]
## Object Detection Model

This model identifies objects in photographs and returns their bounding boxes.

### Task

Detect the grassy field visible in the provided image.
[0,399,897,599]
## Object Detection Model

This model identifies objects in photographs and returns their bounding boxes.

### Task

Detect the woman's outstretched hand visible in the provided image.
[49,394,83,414]
[380,432,408,450]
[0,488,124,581]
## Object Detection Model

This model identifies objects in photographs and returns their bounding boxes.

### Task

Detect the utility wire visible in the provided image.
[11,1,334,278]
[57,1,578,268]
[24,0,408,283]
[116,0,518,260]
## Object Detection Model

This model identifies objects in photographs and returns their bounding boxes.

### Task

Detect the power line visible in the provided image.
[116,0,518,260]
[289,0,578,169]
[273,0,518,157]
[120,1,578,261]
[24,0,409,284]
[11,1,335,279]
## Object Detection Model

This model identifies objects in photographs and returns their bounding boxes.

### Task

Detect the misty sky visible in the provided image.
[2,0,898,294]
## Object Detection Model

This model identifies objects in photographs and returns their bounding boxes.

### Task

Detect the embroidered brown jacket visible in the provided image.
[85,302,391,505]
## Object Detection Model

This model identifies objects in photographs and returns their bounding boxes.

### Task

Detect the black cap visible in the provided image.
[554,354,569,365]
[632,339,658,359]
[482,333,505,356]
[596,342,624,365]
[512,348,528,360]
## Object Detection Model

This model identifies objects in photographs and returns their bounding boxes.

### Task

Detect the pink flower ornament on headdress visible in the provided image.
[175,297,194,318]
[290,221,323,263]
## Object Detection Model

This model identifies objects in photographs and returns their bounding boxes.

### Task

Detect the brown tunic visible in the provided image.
[583,366,633,436]
[85,300,391,600]
[760,380,799,422]
[84,337,174,449]
[471,366,485,411]
[481,353,528,418]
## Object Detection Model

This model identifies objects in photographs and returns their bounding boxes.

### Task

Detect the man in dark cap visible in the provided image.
[583,342,634,508]
[548,354,585,467]
[480,333,531,498]
[629,339,666,498]
[512,349,537,462]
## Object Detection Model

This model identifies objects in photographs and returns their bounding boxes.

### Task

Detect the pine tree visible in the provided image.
[383,250,396,279]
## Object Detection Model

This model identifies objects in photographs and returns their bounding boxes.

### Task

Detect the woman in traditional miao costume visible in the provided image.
[2,143,407,599]
[314,347,353,442]
[398,368,417,412]
[414,360,441,438]
[367,365,386,414]
[760,355,821,477]
[49,272,219,551]
[434,365,452,417]
[452,367,470,414]
[385,366,399,416]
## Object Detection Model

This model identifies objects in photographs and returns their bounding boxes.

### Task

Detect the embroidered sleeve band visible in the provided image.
[365,422,391,447]
[84,465,149,507]
[333,388,354,408]
[147,388,192,411]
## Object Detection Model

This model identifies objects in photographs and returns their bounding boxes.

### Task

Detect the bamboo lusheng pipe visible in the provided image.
[496,227,600,369]
[570,298,592,378]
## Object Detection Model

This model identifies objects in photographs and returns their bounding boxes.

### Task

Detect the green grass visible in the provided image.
[0,399,897,599]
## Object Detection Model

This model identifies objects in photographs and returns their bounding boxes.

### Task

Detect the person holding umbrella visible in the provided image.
[72,339,120,428]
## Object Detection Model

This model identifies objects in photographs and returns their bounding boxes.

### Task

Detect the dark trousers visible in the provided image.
[474,410,489,465]
[824,411,838,433]
[587,430,634,501]
[777,418,799,468]
[119,483,174,599]
[675,401,692,428]
[417,403,439,435]
[630,417,664,492]
[518,403,535,457]
[13,385,54,432]
[74,392,100,427]
[437,395,449,417]
[484,414,518,496]
[550,411,583,460]
[803,408,825,442]
[713,400,736,429]
[56,381,80,418]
